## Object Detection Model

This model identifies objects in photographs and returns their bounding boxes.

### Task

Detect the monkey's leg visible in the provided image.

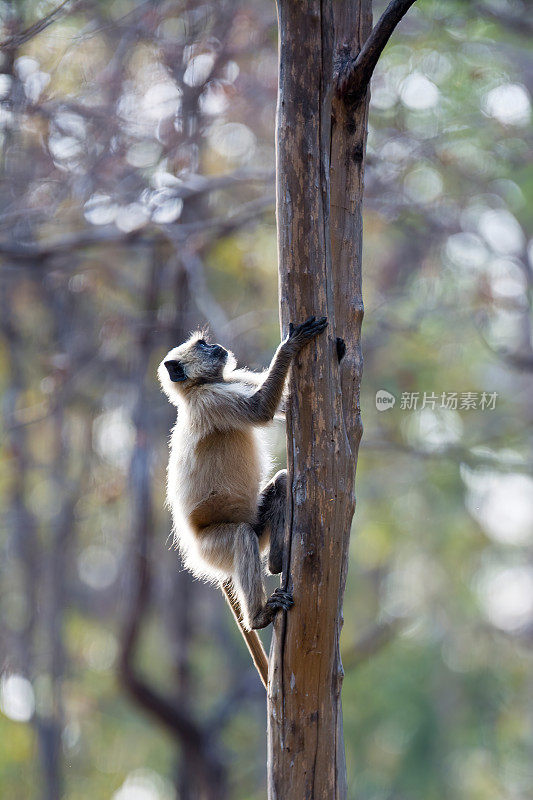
[232,523,267,628]
[256,469,287,575]
[233,523,293,630]
[196,522,291,630]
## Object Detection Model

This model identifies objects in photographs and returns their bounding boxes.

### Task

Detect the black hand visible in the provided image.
[287,316,328,348]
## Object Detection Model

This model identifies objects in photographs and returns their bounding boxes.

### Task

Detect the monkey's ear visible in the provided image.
[164,360,187,382]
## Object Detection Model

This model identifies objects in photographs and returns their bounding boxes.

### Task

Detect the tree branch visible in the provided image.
[473,2,533,37]
[337,0,417,99]
[342,619,401,671]
[363,437,533,474]
[0,195,273,264]
[0,0,76,52]
[0,228,148,262]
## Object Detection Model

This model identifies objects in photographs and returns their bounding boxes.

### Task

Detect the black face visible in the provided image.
[196,339,228,363]
[164,339,228,384]
[164,360,187,382]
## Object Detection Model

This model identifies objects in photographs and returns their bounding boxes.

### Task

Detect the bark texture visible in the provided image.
[268,1,372,797]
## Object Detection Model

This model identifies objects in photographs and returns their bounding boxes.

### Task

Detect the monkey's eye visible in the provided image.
[197,339,207,348]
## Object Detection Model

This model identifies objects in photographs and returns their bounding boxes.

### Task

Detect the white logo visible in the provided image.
[376,390,396,411]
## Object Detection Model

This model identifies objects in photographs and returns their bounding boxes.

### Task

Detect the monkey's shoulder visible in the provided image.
[189,379,255,407]
[181,379,254,429]
[207,378,255,397]
[225,368,264,388]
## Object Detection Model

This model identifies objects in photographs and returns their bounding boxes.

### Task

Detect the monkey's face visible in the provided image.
[158,333,235,403]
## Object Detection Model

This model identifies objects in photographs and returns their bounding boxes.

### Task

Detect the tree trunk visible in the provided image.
[268,1,372,797]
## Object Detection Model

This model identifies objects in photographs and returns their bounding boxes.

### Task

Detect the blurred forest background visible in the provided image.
[0,0,532,798]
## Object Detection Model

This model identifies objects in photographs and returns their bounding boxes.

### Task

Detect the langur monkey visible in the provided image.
[158,316,328,687]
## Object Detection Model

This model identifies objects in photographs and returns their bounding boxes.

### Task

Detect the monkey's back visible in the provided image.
[168,420,267,533]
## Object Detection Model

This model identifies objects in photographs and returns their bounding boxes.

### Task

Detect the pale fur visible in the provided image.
[158,317,326,632]
[165,399,271,583]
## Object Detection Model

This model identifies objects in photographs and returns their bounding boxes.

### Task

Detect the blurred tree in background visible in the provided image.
[0,1,531,799]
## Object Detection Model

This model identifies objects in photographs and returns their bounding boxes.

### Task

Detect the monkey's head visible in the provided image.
[158,331,236,403]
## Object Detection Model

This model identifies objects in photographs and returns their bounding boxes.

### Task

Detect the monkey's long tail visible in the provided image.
[220,579,268,689]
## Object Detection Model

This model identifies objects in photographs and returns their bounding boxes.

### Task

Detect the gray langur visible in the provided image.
[158,316,328,687]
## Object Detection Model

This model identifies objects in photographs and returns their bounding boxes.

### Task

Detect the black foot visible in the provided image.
[268,588,294,610]
[250,589,294,629]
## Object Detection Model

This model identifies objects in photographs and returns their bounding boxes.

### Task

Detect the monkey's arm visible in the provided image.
[229,367,287,419]
[201,318,327,430]
[245,316,327,423]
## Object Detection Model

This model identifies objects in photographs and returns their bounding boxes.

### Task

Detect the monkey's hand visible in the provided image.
[250,588,294,630]
[286,316,328,352]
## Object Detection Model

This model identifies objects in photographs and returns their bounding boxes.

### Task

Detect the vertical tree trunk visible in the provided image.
[268,1,372,797]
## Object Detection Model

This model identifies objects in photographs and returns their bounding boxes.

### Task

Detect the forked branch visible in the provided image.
[0,0,75,52]
[337,0,417,99]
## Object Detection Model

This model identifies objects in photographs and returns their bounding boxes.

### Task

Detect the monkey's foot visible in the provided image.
[250,589,294,630]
